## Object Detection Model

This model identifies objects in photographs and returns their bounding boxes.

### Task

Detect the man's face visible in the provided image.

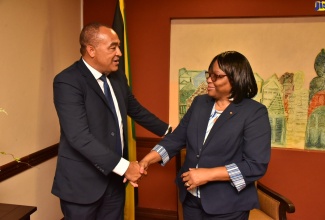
[92,27,122,74]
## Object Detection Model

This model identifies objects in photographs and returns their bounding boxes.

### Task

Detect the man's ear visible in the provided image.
[86,45,95,58]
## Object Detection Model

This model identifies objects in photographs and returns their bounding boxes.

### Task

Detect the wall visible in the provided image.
[83,0,325,219]
[0,0,81,163]
[0,158,62,219]
[260,148,325,220]
[0,0,81,219]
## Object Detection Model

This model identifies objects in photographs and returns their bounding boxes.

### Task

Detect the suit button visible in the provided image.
[196,154,200,158]
[111,132,115,136]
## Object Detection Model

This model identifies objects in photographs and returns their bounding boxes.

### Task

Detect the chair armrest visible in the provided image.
[257,181,295,220]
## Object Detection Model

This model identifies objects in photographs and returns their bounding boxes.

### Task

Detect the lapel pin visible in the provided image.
[230,112,233,115]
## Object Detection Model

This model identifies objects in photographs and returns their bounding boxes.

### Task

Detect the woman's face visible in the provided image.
[206,61,232,100]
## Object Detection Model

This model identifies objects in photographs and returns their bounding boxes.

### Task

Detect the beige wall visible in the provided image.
[0,158,61,219]
[0,0,81,219]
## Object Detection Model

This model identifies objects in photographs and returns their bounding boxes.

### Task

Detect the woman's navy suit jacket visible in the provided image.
[159,95,271,214]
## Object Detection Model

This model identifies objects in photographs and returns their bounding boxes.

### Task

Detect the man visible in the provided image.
[52,22,170,220]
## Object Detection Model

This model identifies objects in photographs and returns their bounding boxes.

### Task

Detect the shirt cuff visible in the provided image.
[152,144,169,166]
[113,157,130,176]
[225,163,246,192]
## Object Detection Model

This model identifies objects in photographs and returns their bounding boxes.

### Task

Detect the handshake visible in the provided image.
[122,151,161,187]
[123,160,148,187]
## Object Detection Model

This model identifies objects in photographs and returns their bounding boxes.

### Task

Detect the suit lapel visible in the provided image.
[77,59,112,110]
[197,97,215,152]
[201,102,238,151]
[77,59,128,153]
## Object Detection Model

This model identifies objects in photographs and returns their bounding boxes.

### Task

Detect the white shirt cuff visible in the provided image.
[113,158,130,176]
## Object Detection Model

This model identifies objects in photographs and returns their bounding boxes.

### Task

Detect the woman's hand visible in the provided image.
[181,166,230,190]
[138,160,149,176]
[139,150,162,175]
[181,168,210,190]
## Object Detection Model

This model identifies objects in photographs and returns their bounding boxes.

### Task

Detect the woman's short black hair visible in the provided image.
[208,51,258,103]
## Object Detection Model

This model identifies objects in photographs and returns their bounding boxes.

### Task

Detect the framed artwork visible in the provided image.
[169,17,325,150]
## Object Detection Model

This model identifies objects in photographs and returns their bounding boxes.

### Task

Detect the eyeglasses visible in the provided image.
[205,71,227,82]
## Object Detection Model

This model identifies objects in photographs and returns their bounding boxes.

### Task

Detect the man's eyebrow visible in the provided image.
[109,42,119,47]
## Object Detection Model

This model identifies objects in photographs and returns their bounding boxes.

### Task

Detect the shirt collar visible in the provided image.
[82,58,103,80]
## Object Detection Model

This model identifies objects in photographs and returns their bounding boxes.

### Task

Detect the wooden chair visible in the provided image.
[177,149,295,220]
[249,181,295,220]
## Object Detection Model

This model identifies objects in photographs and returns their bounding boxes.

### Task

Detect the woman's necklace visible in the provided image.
[210,109,222,121]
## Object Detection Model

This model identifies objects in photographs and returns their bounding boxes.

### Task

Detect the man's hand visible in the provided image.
[124,161,141,184]
[123,151,162,187]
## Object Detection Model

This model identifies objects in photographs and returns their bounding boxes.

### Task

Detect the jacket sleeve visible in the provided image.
[236,104,271,185]
[156,96,199,159]
[122,75,169,136]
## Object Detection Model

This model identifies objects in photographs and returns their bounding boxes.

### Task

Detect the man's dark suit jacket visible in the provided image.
[159,95,271,215]
[52,59,168,204]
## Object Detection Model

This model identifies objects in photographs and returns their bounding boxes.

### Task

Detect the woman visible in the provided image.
[139,51,271,220]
